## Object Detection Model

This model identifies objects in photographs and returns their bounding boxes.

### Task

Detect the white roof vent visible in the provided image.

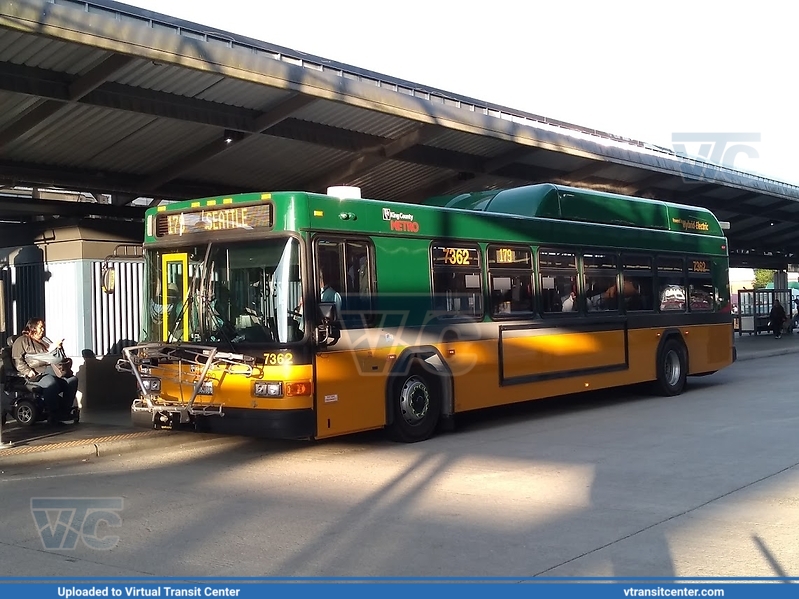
[326,186,361,199]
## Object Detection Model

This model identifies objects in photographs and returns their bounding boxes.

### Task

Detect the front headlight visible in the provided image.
[253,381,283,398]
[140,377,161,393]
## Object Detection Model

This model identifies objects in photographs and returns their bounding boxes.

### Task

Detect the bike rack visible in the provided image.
[118,342,255,423]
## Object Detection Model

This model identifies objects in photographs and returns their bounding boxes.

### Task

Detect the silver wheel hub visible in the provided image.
[664,350,681,387]
[399,376,430,426]
[17,404,33,423]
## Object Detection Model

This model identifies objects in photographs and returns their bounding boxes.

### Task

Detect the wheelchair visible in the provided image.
[1,338,80,427]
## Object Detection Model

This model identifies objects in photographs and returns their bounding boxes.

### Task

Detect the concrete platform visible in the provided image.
[733,326,799,360]
[2,332,798,463]
[0,408,240,467]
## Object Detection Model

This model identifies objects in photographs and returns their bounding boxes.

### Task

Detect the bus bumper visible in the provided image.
[131,402,315,440]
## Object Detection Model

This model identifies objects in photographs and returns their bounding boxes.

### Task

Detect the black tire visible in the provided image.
[194,416,211,433]
[387,364,441,443]
[655,338,688,396]
[14,399,39,427]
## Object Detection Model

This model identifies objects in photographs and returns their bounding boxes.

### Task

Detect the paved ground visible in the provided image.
[1,331,797,460]
[1,343,797,577]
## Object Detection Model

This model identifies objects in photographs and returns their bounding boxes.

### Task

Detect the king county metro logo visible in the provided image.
[382,207,419,232]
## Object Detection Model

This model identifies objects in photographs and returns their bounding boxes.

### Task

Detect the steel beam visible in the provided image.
[0,55,134,150]
[142,94,317,191]
[305,124,440,192]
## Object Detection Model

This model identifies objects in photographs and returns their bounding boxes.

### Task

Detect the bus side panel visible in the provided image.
[447,327,660,413]
[500,327,626,380]
[314,346,388,439]
[447,338,634,412]
[625,328,660,382]
[684,322,734,373]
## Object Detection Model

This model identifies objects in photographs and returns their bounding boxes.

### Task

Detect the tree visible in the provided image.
[753,269,773,289]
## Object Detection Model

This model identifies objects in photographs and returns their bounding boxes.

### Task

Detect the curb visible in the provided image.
[0,429,243,468]
[735,347,799,362]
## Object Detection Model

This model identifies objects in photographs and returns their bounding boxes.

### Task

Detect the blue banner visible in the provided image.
[1,581,798,599]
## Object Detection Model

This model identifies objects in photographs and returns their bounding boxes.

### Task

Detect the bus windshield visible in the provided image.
[144,237,304,345]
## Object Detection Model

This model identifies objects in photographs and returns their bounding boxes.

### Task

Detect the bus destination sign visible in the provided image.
[155,204,273,238]
[489,247,531,268]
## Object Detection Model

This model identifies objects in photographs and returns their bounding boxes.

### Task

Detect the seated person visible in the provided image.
[209,282,258,339]
[561,284,578,312]
[294,268,343,331]
[319,269,343,314]
[11,317,78,424]
[587,280,640,311]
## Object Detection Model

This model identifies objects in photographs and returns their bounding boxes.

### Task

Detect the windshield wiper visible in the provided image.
[197,249,238,352]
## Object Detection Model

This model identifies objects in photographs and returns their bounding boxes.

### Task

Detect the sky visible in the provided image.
[121,0,798,186]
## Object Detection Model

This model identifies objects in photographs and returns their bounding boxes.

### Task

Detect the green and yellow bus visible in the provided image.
[116,183,734,442]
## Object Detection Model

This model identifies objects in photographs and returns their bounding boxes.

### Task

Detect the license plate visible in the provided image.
[196,380,213,395]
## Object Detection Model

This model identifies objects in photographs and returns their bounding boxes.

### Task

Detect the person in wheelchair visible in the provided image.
[11,318,78,425]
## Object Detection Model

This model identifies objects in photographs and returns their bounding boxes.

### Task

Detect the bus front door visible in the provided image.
[313,237,385,438]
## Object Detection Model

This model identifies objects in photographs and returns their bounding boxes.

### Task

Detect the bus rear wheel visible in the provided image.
[655,338,687,396]
[388,365,441,443]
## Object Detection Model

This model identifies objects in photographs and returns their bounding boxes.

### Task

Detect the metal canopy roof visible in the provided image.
[0,0,797,267]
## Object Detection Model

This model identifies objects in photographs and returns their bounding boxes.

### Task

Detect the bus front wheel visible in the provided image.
[655,338,687,396]
[388,364,441,443]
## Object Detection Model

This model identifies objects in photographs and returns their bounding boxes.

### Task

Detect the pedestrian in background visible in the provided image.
[769,299,787,339]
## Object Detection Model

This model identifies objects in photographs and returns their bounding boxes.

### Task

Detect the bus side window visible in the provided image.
[538,248,577,314]
[430,244,483,319]
[316,239,345,312]
[344,241,374,327]
[622,254,654,312]
[688,258,715,311]
[582,251,618,312]
[486,245,533,317]
[315,238,378,329]
[541,287,563,313]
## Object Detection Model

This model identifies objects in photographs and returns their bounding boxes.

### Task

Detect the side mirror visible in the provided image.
[100,244,143,296]
[101,263,116,294]
[315,302,340,347]
[318,302,338,322]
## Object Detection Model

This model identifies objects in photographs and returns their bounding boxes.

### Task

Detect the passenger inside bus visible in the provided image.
[293,267,343,332]
[319,267,343,315]
[586,280,641,311]
[624,279,647,311]
[561,283,578,311]
[492,276,532,315]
